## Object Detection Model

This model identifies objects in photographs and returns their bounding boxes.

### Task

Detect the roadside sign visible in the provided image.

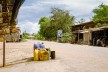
[57,30,62,37]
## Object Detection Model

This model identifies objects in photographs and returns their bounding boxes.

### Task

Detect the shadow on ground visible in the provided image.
[0,57,34,68]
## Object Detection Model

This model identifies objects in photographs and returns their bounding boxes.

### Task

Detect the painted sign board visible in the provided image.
[57,30,62,37]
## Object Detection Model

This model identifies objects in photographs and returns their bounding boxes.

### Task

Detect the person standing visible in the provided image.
[96,38,101,46]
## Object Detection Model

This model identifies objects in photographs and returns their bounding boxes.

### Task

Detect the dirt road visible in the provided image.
[0,40,108,72]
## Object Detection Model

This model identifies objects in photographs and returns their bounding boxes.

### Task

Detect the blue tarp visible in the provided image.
[34,43,45,49]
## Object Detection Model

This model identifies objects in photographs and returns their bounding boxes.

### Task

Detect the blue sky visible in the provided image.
[17,0,108,34]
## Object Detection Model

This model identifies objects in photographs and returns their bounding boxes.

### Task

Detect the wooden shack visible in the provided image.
[72,21,108,45]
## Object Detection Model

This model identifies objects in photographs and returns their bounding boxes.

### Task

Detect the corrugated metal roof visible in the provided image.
[72,26,108,33]
[73,21,94,27]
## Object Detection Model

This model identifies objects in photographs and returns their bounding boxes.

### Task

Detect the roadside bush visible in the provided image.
[22,32,29,39]
[34,33,45,40]
[23,34,29,39]
[62,33,72,43]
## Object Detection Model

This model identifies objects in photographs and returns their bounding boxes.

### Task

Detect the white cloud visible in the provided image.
[20,3,46,14]
[18,21,40,34]
[18,0,108,34]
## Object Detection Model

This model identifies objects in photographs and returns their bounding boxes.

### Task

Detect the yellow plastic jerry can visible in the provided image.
[39,49,49,61]
[34,49,39,61]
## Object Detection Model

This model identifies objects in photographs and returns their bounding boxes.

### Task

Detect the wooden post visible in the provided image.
[78,30,80,43]
[88,29,90,45]
[88,28,91,45]
[3,39,6,67]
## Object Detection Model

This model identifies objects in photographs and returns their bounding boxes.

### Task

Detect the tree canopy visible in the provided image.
[38,17,51,39]
[92,4,108,22]
[38,8,74,40]
[50,8,74,33]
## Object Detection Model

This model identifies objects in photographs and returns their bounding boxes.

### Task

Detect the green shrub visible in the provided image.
[21,38,27,42]
[34,33,45,40]
[62,33,72,43]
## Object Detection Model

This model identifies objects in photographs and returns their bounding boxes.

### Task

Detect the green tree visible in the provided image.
[50,8,74,33]
[93,4,108,22]
[62,33,72,43]
[38,17,52,40]
[34,33,45,40]
[38,8,74,41]
[78,18,85,24]
[22,31,29,39]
